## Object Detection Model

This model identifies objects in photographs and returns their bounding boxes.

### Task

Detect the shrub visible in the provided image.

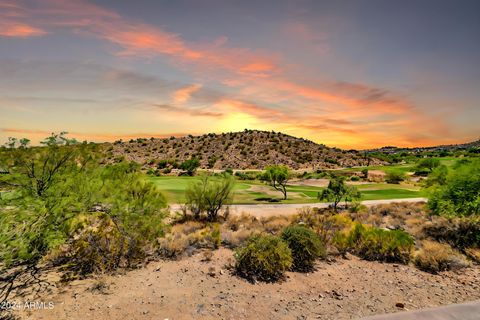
[180,157,200,176]
[158,222,222,259]
[428,160,479,216]
[47,214,135,274]
[422,216,480,250]
[281,225,325,271]
[385,171,406,184]
[295,207,354,245]
[414,240,469,273]
[334,223,414,263]
[234,235,292,282]
[354,225,414,263]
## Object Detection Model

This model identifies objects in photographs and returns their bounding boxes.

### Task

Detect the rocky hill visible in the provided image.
[103,130,384,170]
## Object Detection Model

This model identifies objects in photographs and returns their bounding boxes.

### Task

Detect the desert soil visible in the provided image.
[13,248,480,320]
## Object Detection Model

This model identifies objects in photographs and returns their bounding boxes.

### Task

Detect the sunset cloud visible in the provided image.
[0,23,47,37]
[172,84,202,104]
[0,0,477,149]
[153,104,223,118]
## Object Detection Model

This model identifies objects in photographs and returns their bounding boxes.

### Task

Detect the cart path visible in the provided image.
[170,197,427,217]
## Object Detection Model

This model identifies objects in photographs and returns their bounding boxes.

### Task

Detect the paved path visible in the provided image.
[360,300,480,320]
[170,197,427,217]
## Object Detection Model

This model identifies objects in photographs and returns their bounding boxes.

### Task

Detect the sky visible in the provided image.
[0,0,479,149]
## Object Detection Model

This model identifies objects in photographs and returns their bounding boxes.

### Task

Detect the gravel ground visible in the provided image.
[13,247,480,320]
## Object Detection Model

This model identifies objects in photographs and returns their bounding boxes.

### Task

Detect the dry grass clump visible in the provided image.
[414,240,469,273]
[222,229,257,247]
[221,213,294,248]
[158,222,221,259]
[261,215,292,233]
[356,202,427,230]
[159,213,295,257]
[422,216,480,250]
[294,207,354,245]
[465,247,480,264]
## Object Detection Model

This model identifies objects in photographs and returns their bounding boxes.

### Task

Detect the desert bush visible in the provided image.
[295,207,354,245]
[159,221,222,259]
[415,158,441,176]
[414,240,469,273]
[281,225,325,271]
[222,229,256,247]
[354,225,414,263]
[359,202,427,232]
[261,215,292,233]
[179,157,200,176]
[234,235,292,282]
[385,171,406,184]
[158,233,191,259]
[46,214,137,274]
[422,216,480,250]
[334,224,414,263]
[221,214,292,247]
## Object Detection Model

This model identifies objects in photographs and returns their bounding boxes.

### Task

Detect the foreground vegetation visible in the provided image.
[0,132,478,318]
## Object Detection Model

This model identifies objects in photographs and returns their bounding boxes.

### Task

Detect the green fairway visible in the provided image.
[148,176,424,205]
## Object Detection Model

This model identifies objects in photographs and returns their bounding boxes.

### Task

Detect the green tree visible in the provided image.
[0,134,168,270]
[180,157,200,176]
[318,176,361,212]
[185,175,235,221]
[2,132,81,197]
[425,165,448,187]
[416,158,441,175]
[385,171,406,184]
[262,165,290,200]
[428,160,480,216]
[361,168,369,179]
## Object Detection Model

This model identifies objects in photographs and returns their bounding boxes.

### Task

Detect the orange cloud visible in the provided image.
[0,23,46,37]
[0,0,457,148]
[153,104,223,118]
[172,84,202,104]
[2,0,280,78]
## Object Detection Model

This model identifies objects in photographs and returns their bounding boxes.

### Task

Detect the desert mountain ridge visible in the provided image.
[104,129,384,170]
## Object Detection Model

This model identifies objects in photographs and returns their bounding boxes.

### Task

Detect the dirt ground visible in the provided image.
[12,248,480,320]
